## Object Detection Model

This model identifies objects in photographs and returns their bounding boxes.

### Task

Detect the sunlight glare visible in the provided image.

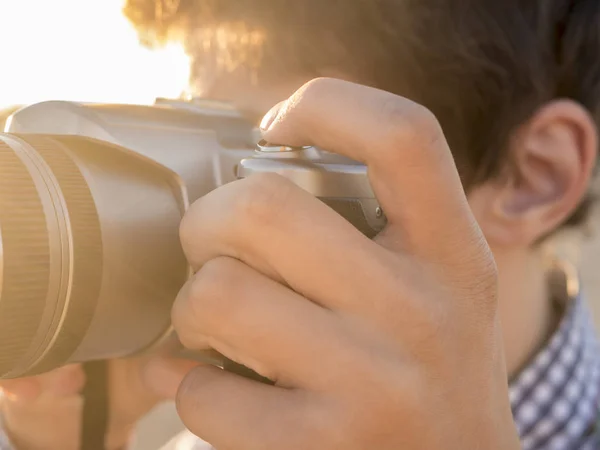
[0,0,191,108]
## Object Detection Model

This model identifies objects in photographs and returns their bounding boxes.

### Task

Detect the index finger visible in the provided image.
[0,365,84,401]
[261,78,484,264]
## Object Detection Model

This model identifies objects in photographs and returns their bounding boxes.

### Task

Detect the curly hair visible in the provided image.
[124,0,600,228]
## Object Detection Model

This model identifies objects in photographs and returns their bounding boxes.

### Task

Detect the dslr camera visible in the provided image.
[0,98,385,379]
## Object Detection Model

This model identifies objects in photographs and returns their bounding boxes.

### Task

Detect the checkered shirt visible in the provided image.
[509,296,600,449]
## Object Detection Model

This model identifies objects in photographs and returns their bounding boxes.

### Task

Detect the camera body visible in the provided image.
[0,98,383,378]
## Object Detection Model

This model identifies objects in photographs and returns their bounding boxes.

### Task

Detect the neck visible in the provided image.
[495,247,558,378]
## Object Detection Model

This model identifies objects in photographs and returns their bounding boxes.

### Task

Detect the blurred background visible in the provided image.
[1,0,600,448]
[0,0,190,109]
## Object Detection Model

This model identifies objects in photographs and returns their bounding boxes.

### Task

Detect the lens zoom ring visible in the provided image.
[17,136,103,374]
[0,142,51,371]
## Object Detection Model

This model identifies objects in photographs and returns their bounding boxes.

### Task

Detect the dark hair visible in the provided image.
[124,0,600,227]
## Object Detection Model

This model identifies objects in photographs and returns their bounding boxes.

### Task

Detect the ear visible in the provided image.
[469,100,597,247]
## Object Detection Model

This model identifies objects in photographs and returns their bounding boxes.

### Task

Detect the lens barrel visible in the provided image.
[0,134,187,378]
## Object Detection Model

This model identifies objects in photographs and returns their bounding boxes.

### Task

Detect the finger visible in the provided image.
[0,379,41,402]
[141,357,203,400]
[1,365,84,402]
[37,364,85,397]
[261,78,484,264]
[180,173,397,313]
[176,365,324,450]
[171,257,350,387]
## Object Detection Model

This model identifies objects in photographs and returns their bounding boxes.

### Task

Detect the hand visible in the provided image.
[0,357,183,450]
[144,78,522,449]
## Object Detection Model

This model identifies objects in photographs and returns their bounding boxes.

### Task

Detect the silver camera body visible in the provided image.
[0,98,384,378]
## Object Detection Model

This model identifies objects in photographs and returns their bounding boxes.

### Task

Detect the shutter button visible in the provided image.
[256,139,310,153]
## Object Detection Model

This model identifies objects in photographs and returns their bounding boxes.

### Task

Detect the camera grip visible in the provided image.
[318,197,385,239]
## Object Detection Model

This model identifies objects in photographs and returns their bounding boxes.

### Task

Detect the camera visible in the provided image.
[0,97,385,379]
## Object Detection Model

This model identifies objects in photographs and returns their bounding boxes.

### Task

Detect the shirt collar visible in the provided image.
[509,294,600,449]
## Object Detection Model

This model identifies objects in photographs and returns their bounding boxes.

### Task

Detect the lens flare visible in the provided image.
[0,0,191,108]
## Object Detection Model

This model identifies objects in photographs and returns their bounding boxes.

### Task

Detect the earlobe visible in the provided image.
[470,100,597,247]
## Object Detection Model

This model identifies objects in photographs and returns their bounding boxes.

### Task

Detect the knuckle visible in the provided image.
[172,258,240,345]
[284,77,349,131]
[171,296,200,349]
[179,203,201,249]
[189,258,238,324]
[295,77,337,106]
[406,102,443,136]
[233,173,295,228]
[376,97,445,165]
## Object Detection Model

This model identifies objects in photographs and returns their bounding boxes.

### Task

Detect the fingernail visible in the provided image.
[260,101,285,131]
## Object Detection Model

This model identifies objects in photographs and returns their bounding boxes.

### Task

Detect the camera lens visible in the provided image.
[0,134,187,378]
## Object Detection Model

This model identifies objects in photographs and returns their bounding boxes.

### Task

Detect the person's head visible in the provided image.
[125,0,600,373]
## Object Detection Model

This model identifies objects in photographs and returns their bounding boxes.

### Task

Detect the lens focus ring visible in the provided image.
[0,140,51,374]
[19,135,103,376]
[0,135,104,378]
